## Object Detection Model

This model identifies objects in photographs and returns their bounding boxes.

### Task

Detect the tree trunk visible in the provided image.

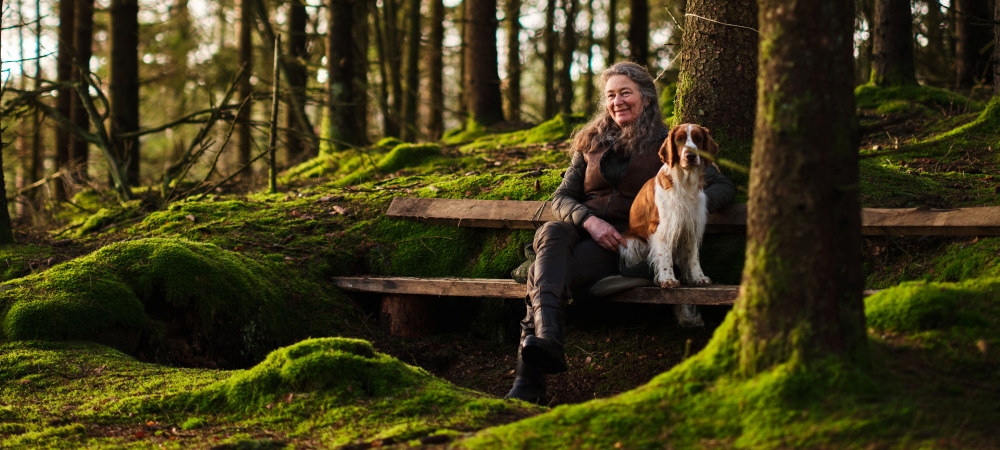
[70,0,94,183]
[583,0,595,116]
[109,0,140,186]
[870,0,917,86]
[464,0,505,125]
[542,0,557,118]
[0,146,14,244]
[559,0,578,115]
[676,0,757,183]
[237,0,254,181]
[504,0,522,123]
[738,0,868,375]
[327,0,370,147]
[627,0,648,68]
[427,0,445,139]
[285,0,314,163]
[606,0,617,64]
[994,0,1000,95]
[0,18,13,244]
[383,0,403,137]
[402,0,422,141]
[55,0,74,201]
[955,0,994,89]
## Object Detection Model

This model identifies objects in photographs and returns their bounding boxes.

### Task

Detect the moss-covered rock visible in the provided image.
[0,238,356,367]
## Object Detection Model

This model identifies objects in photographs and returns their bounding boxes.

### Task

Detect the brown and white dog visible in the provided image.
[620,123,719,292]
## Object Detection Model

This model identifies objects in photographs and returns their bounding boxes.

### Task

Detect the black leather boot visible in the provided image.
[521,296,568,374]
[504,353,546,403]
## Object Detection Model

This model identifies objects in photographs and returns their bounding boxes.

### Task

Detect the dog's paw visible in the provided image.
[687,276,711,286]
[659,278,681,288]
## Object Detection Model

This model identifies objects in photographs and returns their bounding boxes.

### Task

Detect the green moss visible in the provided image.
[377,143,442,173]
[0,337,540,448]
[457,114,585,153]
[0,244,52,282]
[865,277,999,333]
[855,85,984,114]
[0,238,356,364]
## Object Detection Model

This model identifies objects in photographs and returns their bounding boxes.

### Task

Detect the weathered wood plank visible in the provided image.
[333,276,527,298]
[861,206,1000,236]
[386,198,748,233]
[386,197,1000,236]
[332,276,739,305]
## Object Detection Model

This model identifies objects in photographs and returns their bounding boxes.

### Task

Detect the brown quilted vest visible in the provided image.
[582,142,663,231]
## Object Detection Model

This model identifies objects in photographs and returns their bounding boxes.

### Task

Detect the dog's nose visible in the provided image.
[685,147,700,163]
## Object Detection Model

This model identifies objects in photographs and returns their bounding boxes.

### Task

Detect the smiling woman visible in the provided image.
[502,61,736,404]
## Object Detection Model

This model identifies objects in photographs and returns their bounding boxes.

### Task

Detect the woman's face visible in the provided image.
[605,74,647,127]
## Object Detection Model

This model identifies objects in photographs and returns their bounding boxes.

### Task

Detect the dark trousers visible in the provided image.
[521,221,619,334]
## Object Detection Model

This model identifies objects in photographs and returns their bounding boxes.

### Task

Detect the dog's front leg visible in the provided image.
[649,241,680,288]
[683,250,711,286]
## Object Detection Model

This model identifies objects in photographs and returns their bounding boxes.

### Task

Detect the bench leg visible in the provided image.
[380,294,435,338]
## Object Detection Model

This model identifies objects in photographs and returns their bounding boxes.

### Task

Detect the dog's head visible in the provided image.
[662,123,719,169]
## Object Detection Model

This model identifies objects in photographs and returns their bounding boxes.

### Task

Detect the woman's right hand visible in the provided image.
[583,215,625,252]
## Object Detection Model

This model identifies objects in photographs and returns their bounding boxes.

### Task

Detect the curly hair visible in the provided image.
[570,61,667,157]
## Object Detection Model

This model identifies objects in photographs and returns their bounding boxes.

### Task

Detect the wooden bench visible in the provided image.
[334,198,1000,336]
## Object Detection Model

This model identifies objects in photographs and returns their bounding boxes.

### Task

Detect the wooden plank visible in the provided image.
[861,206,1000,236]
[385,197,748,233]
[332,276,739,305]
[333,276,527,298]
[386,197,1000,236]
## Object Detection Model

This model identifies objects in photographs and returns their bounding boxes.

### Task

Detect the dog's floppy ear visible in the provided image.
[702,126,720,159]
[662,125,679,167]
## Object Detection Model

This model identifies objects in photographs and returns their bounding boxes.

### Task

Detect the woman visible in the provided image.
[505,61,736,404]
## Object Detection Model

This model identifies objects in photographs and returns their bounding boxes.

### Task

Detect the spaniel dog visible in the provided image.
[619,123,719,327]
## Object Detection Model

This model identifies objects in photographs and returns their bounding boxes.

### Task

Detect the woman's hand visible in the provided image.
[583,216,626,252]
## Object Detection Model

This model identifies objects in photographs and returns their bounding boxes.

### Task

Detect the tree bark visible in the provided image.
[994,0,1000,95]
[504,0,522,123]
[109,0,140,186]
[383,0,403,137]
[285,0,314,163]
[402,0,422,141]
[955,0,994,89]
[606,0,617,64]
[870,0,917,86]
[69,0,94,185]
[559,0,578,115]
[542,0,557,118]
[237,0,254,176]
[464,0,505,125]
[582,0,596,116]
[327,0,371,147]
[627,0,648,68]
[427,0,446,139]
[738,0,868,375]
[676,0,757,183]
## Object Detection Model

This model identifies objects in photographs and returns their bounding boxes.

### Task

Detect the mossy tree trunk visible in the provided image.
[675,0,757,186]
[735,0,868,376]
[870,0,917,87]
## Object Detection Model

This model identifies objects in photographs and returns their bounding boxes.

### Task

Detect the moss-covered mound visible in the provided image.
[0,238,356,367]
[0,338,542,448]
[463,277,1000,449]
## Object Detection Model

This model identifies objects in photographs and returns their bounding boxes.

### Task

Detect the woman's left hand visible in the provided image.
[583,216,625,252]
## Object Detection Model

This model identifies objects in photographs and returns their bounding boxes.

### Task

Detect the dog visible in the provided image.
[619,123,719,326]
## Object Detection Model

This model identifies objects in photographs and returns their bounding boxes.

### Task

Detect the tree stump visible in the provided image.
[380,295,435,338]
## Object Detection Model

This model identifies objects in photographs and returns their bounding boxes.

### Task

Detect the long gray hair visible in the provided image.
[570,61,667,156]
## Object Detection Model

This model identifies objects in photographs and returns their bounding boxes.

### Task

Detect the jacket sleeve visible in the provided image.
[704,165,736,213]
[550,152,594,227]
